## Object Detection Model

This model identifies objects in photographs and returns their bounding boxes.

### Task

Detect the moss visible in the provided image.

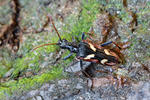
[71,0,100,35]
[0,0,102,98]
[0,0,134,99]
[0,0,149,98]
[0,67,63,99]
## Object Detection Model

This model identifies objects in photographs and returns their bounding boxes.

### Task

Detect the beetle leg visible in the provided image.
[115,75,125,88]
[82,31,97,41]
[63,53,73,60]
[101,41,113,47]
[81,32,85,40]
[79,60,92,78]
[82,31,97,40]
[96,70,111,74]
[112,41,130,50]
[118,41,130,50]
[112,41,122,49]
[80,60,83,71]
[100,41,122,49]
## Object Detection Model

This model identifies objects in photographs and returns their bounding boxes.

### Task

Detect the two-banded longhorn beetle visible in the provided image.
[32,16,124,71]
[77,37,124,66]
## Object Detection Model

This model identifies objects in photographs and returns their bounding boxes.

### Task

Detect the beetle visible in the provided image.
[32,16,125,72]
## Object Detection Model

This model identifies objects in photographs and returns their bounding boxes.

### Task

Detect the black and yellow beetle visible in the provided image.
[32,16,125,70]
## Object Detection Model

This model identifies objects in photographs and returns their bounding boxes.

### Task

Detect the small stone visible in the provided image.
[35,96,42,100]
[28,90,39,97]
[66,61,91,73]
[48,84,55,92]
[31,97,36,100]
[76,83,83,89]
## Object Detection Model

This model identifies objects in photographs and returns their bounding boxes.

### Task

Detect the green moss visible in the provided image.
[0,0,103,99]
[0,67,63,99]
[71,0,100,35]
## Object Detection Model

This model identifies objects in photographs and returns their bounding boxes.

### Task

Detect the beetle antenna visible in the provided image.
[31,43,57,52]
[49,16,62,41]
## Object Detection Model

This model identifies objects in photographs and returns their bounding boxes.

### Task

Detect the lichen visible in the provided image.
[0,0,150,99]
[0,0,101,99]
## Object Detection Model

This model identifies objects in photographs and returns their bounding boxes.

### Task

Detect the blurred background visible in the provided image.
[0,0,150,100]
